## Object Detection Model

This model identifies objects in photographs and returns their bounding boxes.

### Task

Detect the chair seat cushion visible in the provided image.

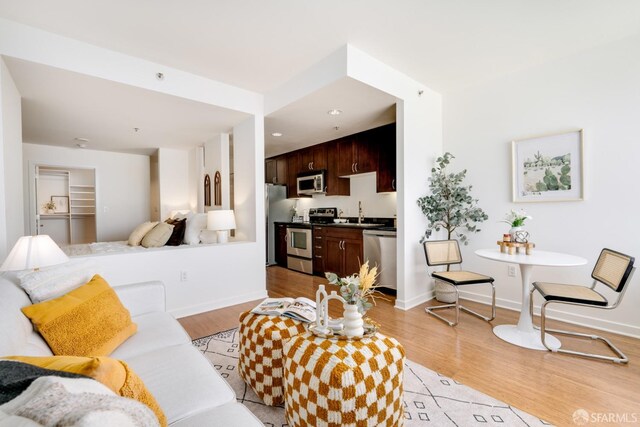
[432,270,494,285]
[533,282,608,306]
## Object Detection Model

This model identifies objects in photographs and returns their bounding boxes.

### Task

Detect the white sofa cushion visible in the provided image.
[169,402,262,427]
[0,275,40,356]
[111,312,191,360]
[114,281,166,317]
[123,344,235,424]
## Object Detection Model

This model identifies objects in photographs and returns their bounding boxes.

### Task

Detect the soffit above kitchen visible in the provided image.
[265,77,396,158]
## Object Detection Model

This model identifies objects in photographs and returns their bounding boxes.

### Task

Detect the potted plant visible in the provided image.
[416,153,488,302]
[501,209,532,241]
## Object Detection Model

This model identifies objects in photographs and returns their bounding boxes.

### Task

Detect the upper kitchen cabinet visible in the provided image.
[325,141,350,196]
[336,133,377,176]
[299,144,327,172]
[286,153,300,198]
[265,155,288,185]
[375,123,397,192]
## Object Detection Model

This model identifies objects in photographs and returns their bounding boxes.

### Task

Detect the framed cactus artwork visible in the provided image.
[512,129,584,202]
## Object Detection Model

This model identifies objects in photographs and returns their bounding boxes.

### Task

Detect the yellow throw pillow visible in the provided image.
[6,355,167,427]
[21,274,137,357]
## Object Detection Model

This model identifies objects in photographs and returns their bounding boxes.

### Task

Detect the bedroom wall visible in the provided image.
[443,33,640,337]
[22,143,150,242]
[157,147,191,220]
[0,57,24,260]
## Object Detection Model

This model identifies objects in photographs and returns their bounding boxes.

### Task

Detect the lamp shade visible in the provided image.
[207,210,236,231]
[0,235,69,272]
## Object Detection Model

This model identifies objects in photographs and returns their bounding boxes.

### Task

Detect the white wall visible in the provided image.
[444,34,640,337]
[157,147,191,220]
[0,57,24,258]
[294,173,397,219]
[23,144,150,242]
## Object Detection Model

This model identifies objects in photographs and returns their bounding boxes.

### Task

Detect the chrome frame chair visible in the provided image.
[423,240,496,326]
[530,248,635,364]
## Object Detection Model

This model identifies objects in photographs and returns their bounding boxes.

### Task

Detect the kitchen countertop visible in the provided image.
[274,220,394,230]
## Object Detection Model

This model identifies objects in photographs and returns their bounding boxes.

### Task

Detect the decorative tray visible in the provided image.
[307,318,379,341]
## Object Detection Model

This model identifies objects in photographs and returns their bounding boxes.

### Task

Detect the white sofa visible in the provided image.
[0,274,262,426]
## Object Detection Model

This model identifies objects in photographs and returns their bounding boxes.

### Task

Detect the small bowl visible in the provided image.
[333,219,347,224]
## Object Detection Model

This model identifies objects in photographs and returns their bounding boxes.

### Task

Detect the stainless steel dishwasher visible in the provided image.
[363,228,397,290]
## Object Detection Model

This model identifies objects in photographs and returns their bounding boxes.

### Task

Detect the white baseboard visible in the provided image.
[395,290,434,311]
[458,289,640,339]
[171,289,268,319]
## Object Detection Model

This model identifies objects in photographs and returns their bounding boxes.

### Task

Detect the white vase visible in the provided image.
[342,303,364,338]
[509,226,523,241]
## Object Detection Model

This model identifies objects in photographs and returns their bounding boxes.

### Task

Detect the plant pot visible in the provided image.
[509,226,523,241]
[342,303,364,338]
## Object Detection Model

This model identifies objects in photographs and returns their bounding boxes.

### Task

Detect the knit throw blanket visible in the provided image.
[0,361,159,426]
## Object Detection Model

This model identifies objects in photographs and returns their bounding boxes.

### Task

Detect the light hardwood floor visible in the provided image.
[179,266,640,426]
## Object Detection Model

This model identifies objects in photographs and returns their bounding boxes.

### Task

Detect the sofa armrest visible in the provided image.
[113,281,166,317]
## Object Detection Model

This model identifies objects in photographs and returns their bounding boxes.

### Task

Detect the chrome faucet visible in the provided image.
[358,201,364,224]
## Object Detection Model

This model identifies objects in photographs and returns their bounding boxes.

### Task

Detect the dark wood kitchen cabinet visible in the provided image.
[376,123,397,192]
[312,225,326,275]
[286,153,300,199]
[299,144,327,172]
[275,223,288,267]
[336,134,377,177]
[323,228,363,278]
[265,155,288,185]
[325,141,350,196]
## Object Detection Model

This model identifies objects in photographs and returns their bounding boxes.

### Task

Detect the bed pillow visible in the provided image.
[140,223,174,248]
[183,213,208,245]
[164,218,186,246]
[3,357,166,426]
[21,275,137,357]
[128,221,158,246]
[16,259,100,303]
[199,229,217,244]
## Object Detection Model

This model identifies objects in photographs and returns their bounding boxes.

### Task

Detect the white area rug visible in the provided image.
[193,328,552,427]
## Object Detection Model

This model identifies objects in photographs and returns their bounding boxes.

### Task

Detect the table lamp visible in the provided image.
[207,210,236,244]
[0,235,69,272]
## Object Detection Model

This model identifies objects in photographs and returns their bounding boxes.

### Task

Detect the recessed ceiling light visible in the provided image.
[271,132,283,137]
[327,109,342,116]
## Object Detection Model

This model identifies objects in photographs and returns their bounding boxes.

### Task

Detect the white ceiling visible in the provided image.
[265,78,396,157]
[0,0,638,94]
[1,1,639,156]
[5,57,249,155]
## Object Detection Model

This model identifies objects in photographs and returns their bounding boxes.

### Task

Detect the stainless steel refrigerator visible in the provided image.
[265,184,294,265]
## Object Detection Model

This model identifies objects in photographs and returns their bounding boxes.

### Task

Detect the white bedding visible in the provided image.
[62,241,142,256]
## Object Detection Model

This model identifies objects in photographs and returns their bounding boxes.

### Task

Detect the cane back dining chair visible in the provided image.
[423,240,496,326]
[530,248,635,363]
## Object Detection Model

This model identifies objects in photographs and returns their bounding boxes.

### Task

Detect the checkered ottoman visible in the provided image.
[283,332,405,427]
[238,311,307,406]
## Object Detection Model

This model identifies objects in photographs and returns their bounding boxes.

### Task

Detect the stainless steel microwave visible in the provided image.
[296,170,326,195]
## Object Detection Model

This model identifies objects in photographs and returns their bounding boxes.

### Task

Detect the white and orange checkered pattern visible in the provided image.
[238,311,307,406]
[283,332,405,427]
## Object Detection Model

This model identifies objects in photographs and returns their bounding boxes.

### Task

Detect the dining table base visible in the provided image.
[493,324,561,351]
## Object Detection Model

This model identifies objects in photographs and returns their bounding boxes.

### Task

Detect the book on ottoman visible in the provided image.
[251,297,316,323]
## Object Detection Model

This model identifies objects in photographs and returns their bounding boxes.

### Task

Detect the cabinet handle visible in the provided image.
[315,255,323,259]
[351,163,355,173]
[310,161,314,170]
[392,179,395,190]
[355,162,358,172]
[308,162,311,170]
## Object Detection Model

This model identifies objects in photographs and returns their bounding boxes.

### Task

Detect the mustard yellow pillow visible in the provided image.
[21,274,137,357]
[6,355,167,427]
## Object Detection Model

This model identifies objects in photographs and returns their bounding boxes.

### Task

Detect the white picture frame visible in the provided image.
[512,129,584,203]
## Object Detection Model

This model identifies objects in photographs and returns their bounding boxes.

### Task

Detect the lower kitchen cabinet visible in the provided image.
[323,228,363,278]
[275,224,288,267]
[312,226,326,275]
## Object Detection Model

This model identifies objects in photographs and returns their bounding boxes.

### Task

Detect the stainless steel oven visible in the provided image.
[287,227,313,274]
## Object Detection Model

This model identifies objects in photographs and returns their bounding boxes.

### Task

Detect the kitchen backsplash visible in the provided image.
[293,173,396,218]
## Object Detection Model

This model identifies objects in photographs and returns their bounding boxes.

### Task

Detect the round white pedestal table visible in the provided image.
[475,248,587,351]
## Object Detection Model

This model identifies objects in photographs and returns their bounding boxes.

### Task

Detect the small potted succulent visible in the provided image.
[42,200,56,214]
